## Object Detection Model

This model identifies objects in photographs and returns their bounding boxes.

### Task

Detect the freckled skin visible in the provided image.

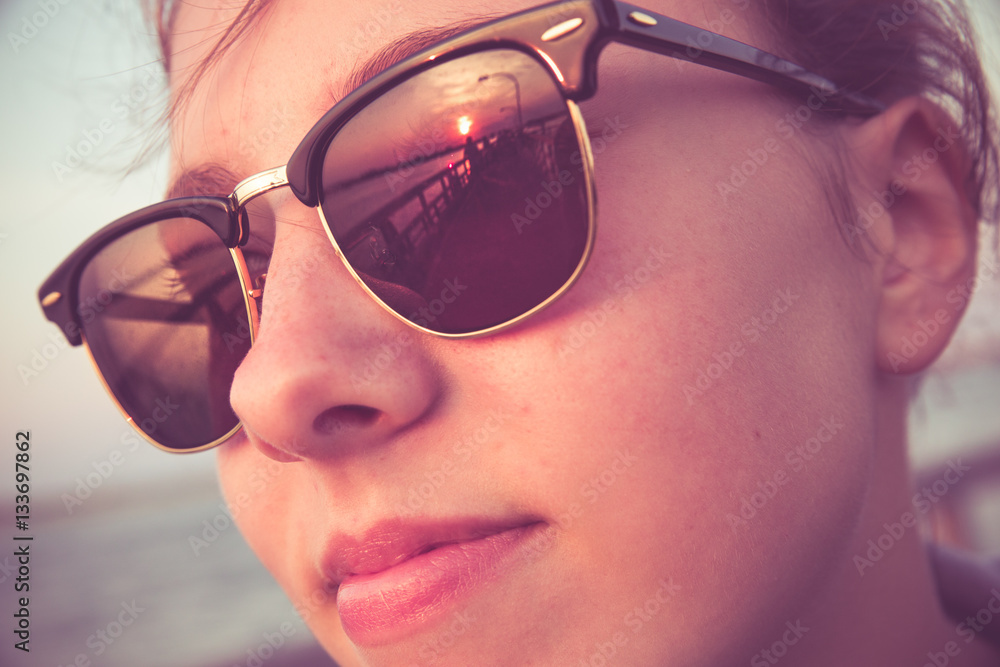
[167,1,998,665]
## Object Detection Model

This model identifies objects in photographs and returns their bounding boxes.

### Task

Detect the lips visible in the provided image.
[321,518,546,645]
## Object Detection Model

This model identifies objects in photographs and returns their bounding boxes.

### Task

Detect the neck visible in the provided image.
[788,376,1000,667]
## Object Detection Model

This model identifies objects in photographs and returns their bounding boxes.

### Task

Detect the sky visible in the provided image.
[0,0,220,499]
[0,0,999,505]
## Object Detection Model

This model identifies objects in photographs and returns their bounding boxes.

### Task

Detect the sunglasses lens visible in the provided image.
[320,49,590,334]
[78,217,252,451]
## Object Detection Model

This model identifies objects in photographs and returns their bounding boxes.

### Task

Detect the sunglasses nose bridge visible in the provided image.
[228,165,291,248]
[231,165,291,210]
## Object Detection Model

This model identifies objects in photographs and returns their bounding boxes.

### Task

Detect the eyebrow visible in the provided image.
[338,15,499,98]
[168,12,499,201]
[167,163,243,199]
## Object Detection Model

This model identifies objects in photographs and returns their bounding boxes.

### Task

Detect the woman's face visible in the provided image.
[171,0,883,663]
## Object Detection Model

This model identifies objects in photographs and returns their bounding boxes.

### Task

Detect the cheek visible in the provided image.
[215,440,302,583]
[456,263,876,662]
[486,72,880,654]
[216,444,360,655]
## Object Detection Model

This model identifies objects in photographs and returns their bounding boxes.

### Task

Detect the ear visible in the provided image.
[845,97,978,375]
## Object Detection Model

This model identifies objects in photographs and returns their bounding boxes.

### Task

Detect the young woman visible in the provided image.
[39,0,1000,664]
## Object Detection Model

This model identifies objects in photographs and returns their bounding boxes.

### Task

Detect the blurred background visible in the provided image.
[0,0,998,666]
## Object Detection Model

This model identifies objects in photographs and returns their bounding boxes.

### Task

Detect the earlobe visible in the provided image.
[846,96,978,375]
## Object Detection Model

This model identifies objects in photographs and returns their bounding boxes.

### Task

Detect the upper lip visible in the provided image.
[320,517,540,585]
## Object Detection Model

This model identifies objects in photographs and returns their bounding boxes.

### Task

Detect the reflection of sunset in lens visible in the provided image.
[457,115,472,135]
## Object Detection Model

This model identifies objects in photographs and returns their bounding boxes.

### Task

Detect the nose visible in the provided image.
[229,206,443,462]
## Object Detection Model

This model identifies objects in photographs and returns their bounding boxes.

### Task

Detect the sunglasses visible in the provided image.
[38,0,885,453]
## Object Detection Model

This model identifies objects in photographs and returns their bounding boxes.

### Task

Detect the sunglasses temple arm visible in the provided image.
[606,1,886,116]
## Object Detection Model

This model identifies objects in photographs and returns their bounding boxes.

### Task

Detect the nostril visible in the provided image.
[312,404,380,435]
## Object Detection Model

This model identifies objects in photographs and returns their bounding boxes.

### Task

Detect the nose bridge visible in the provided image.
[228,207,445,461]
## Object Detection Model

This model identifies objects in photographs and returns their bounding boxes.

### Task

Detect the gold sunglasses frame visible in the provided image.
[38,0,885,452]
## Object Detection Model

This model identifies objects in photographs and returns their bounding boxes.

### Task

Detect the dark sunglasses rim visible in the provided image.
[37,0,888,452]
[39,0,887,341]
[38,197,240,346]
[284,0,886,205]
[313,92,598,338]
[76,245,253,454]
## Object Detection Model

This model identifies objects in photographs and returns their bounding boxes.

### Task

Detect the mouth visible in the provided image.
[321,518,547,645]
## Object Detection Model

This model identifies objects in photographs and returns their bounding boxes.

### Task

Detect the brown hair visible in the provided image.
[151,0,998,223]
[151,0,274,118]
[751,0,998,225]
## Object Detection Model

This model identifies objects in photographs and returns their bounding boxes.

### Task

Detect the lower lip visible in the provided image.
[336,523,544,645]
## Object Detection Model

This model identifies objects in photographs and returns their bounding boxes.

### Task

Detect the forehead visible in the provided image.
[167,0,732,179]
